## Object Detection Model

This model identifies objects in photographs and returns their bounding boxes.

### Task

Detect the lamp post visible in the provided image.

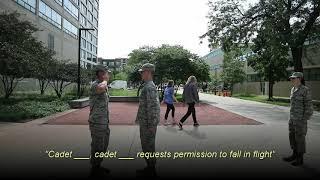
[78,28,94,99]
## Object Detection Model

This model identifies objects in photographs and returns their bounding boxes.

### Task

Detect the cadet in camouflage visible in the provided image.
[135,63,160,176]
[88,66,111,174]
[283,72,313,166]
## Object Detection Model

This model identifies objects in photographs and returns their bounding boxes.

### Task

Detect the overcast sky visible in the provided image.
[97,0,258,59]
[97,0,210,59]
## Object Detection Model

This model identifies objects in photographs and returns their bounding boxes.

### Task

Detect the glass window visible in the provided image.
[92,56,97,63]
[54,0,62,6]
[87,42,91,50]
[92,36,97,45]
[93,9,98,18]
[39,1,62,29]
[89,12,93,21]
[71,0,79,6]
[80,2,87,14]
[92,46,97,54]
[63,19,78,38]
[81,38,86,48]
[15,0,36,13]
[88,1,93,12]
[93,0,98,8]
[64,0,79,20]
[81,49,86,59]
[87,53,92,61]
[80,14,85,25]
[93,18,98,27]
[48,34,54,50]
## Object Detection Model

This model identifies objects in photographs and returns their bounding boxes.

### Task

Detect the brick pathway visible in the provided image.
[45,102,262,125]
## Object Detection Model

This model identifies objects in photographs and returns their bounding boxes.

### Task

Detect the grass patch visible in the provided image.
[0,93,75,122]
[109,89,138,97]
[175,93,183,102]
[232,93,290,107]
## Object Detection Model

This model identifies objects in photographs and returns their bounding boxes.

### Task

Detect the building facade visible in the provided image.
[203,41,320,100]
[0,0,99,68]
[98,58,129,72]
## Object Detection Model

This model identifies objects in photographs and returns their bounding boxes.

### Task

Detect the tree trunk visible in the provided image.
[38,79,49,95]
[1,75,19,99]
[291,46,304,72]
[268,82,274,101]
[291,46,306,85]
[230,84,233,96]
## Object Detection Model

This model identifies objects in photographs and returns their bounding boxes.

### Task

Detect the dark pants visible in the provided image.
[89,123,110,167]
[140,126,157,167]
[180,102,197,124]
[289,120,307,154]
[164,103,175,120]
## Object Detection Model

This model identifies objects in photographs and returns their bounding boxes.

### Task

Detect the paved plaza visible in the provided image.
[0,92,320,178]
[45,102,261,125]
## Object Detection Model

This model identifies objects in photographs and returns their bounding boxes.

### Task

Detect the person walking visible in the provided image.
[283,72,313,166]
[162,80,178,125]
[135,63,160,176]
[88,66,111,175]
[178,76,200,130]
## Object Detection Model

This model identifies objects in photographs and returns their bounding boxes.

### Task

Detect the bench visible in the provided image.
[68,96,139,109]
[68,97,90,109]
[109,96,139,102]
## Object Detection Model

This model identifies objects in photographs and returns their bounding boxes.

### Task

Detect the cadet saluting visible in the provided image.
[135,63,160,176]
[88,66,111,175]
[283,72,313,166]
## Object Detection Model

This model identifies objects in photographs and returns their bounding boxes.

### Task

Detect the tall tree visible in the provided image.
[0,12,39,98]
[202,0,320,72]
[248,19,290,100]
[49,61,78,98]
[30,41,56,95]
[221,49,246,95]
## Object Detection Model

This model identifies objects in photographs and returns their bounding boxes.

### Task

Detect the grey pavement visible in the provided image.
[0,93,319,178]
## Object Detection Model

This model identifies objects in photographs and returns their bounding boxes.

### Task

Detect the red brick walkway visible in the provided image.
[45,102,262,125]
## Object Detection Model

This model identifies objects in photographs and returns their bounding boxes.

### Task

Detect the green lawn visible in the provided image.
[109,88,138,97]
[232,94,290,107]
[0,93,75,122]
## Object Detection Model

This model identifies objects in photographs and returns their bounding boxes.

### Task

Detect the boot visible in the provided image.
[291,153,303,166]
[282,151,297,162]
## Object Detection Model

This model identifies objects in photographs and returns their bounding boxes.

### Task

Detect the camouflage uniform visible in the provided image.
[289,84,313,154]
[136,80,160,167]
[88,80,110,167]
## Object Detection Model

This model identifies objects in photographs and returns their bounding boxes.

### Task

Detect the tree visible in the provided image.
[49,61,78,98]
[127,46,155,66]
[127,44,210,89]
[127,45,210,97]
[221,49,246,95]
[0,12,40,98]
[79,67,93,97]
[248,19,290,100]
[203,0,320,72]
[29,41,56,95]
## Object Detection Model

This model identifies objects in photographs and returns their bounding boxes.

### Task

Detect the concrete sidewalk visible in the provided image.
[0,93,319,178]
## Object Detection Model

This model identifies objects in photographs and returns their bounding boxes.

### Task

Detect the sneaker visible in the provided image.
[171,118,177,125]
[194,123,200,127]
[164,119,170,126]
[178,122,183,130]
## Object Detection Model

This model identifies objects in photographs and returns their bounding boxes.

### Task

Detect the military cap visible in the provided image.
[289,72,303,79]
[138,63,155,72]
